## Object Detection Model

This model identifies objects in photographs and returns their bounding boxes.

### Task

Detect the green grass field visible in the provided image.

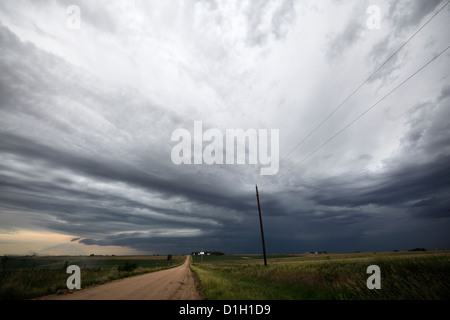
[190,251,450,300]
[0,255,185,300]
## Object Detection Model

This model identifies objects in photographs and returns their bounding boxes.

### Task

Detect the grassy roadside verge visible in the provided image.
[190,252,450,300]
[0,255,186,300]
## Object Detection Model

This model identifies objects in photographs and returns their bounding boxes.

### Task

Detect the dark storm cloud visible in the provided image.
[78,232,250,254]
[306,155,450,215]
[0,22,255,252]
[1,1,449,255]
[0,138,247,241]
[0,22,246,203]
[288,87,450,213]
[258,80,450,252]
[0,130,254,215]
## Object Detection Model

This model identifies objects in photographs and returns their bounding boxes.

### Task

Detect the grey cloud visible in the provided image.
[271,0,296,40]
[438,84,450,102]
[366,0,445,83]
[325,15,364,60]
[245,0,271,46]
[307,155,450,212]
[1,2,449,255]
[260,85,450,251]
[361,0,447,89]
[366,39,403,84]
[402,95,450,157]
[388,0,444,35]
[0,131,252,224]
[282,94,450,220]
[0,23,251,249]
[1,133,250,224]
[245,0,297,46]
[196,0,218,11]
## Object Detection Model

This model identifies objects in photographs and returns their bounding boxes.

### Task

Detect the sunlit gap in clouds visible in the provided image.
[0,229,145,256]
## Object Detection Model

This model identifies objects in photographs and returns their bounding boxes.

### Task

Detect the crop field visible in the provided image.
[0,255,185,300]
[190,251,450,300]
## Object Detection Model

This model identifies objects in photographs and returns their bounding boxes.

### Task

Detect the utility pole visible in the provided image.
[256,185,267,266]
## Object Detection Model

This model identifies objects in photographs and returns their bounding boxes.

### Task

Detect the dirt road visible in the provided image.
[39,255,202,300]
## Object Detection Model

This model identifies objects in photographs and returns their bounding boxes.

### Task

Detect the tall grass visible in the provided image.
[190,252,450,300]
[0,256,185,300]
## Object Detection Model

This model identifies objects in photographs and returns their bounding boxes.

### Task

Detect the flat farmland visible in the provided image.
[4,255,184,270]
[0,255,185,299]
[190,251,450,300]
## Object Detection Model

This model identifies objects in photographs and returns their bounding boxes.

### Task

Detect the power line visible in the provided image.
[259,1,450,193]
[255,1,449,195]
[277,0,449,168]
[262,44,450,193]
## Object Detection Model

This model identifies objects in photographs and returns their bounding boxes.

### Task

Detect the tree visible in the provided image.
[118,261,138,272]
[1,255,8,272]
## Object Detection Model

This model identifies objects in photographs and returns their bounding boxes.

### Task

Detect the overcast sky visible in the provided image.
[1,0,449,256]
